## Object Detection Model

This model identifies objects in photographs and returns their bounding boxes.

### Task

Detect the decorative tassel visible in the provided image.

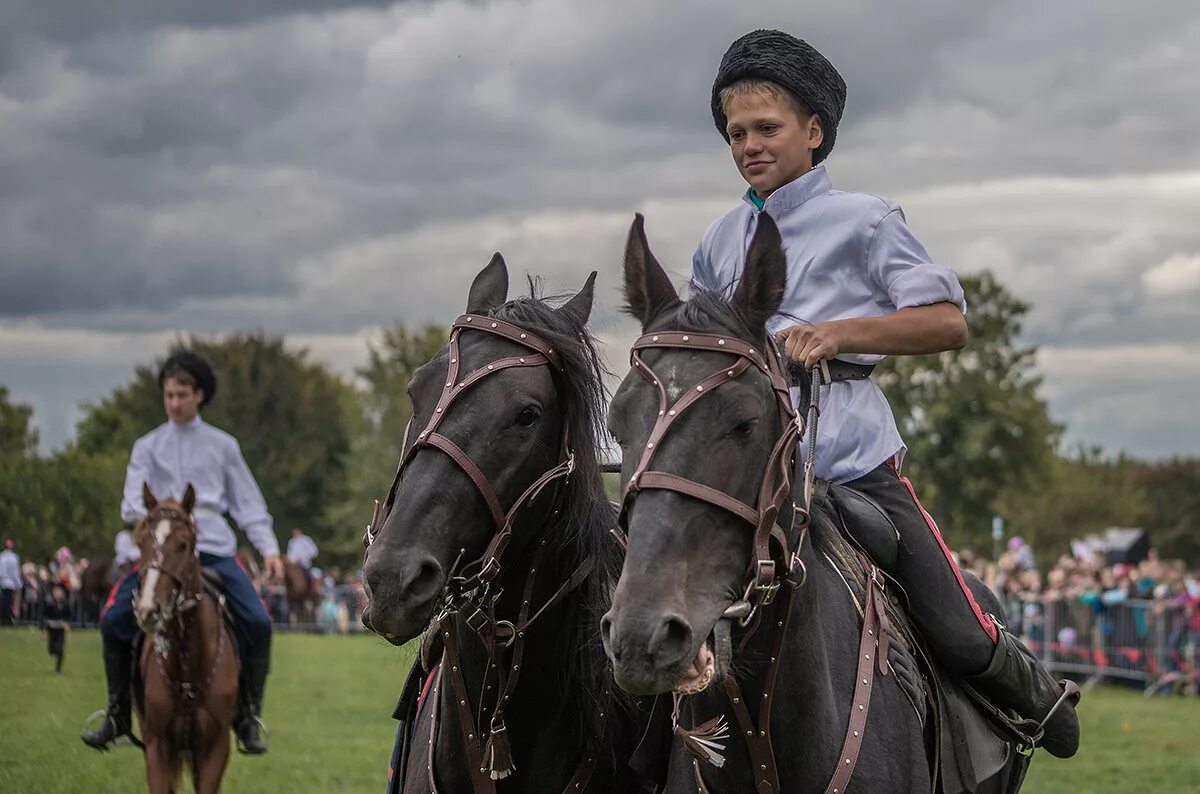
[482,720,515,780]
[674,715,730,769]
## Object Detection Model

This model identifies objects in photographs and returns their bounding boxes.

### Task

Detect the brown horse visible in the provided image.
[134,484,239,794]
[282,558,319,624]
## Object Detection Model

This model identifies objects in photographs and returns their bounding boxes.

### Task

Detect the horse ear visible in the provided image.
[142,482,158,511]
[181,484,196,515]
[557,271,597,325]
[623,214,679,329]
[732,213,787,332]
[466,252,509,314]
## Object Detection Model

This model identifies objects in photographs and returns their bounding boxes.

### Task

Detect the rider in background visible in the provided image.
[81,350,283,755]
[693,29,1079,758]
[286,527,319,572]
[0,539,19,626]
[113,527,141,575]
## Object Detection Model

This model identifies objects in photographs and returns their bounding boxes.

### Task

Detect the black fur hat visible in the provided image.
[158,350,217,407]
[711,29,847,165]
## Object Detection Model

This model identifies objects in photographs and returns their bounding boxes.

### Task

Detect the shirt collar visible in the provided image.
[171,415,204,433]
[741,165,832,216]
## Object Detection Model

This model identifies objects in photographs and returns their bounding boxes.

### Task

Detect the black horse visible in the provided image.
[362,255,652,793]
[603,215,1025,793]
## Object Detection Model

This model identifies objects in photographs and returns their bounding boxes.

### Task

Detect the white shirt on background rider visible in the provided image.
[692,165,967,483]
[114,530,141,565]
[120,415,279,559]
[286,535,319,569]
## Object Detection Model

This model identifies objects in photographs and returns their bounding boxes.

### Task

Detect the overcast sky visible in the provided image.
[2,0,1198,458]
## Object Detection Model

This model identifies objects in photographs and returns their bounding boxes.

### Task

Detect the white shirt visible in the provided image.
[114,530,141,565]
[286,535,319,568]
[0,550,20,590]
[120,416,279,558]
[692,165,967,483]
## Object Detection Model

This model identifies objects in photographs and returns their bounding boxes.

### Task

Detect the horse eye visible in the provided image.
[729,419,757,439]
[515,407,540,427]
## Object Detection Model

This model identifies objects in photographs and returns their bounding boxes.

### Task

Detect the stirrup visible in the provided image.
[236,715,269,754]
[82,710,143,750]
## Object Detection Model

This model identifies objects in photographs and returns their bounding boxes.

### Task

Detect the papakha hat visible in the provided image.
[159,350,217,407]
[711,29,847,165]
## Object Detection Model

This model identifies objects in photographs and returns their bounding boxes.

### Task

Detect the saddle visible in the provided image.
[817,482,1031,794]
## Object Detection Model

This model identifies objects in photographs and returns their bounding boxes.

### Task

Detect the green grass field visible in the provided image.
[2,628,1197,792]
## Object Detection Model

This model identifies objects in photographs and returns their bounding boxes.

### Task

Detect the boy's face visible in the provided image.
[724,89,822,198]
[163,377,203,424]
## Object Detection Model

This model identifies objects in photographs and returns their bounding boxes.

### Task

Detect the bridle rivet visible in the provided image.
[446,381,453,387]
[487,364,494,370]
[658,410,664,416]
[668,409,676,416]
[646,442,654,448]
[696,385,703,391]
[451,358,457,364]
[652,336,659,342]
[419,431,427,438]
[519,357,526,363]
[466,317,473,322]
[520,333,527,339]
[728,370,735,377]
[436,408,442,413]
[491,322,498,328]
[718,339,725,345]
[682,335,690,342]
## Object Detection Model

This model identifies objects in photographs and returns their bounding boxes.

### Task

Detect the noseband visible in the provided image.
[615,330,815,624]
[139,506,201,623]
[364,313,576,594]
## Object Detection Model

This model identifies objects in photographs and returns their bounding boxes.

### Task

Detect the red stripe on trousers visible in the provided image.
[100,565,138,622]
[897,473,998,644]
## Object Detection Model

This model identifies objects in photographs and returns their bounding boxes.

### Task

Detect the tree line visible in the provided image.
[1,274,1197,568]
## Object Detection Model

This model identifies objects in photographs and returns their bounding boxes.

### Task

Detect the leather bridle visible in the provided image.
[614,330,811,624]
[363,313,576,594]
[364,312,602,792]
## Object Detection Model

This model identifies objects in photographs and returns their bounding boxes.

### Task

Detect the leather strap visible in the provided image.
[822,558,889,794]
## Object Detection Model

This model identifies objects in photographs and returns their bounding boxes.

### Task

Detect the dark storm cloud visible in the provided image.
[2,0,1200,456]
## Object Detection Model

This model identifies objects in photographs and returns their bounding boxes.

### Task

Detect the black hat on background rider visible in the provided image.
[158,351,217,407]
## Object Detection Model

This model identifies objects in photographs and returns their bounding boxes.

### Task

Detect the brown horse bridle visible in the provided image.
[137,504,232,752]
[614,330,811,623]
[364,313,577,592]
[363,313,601,792]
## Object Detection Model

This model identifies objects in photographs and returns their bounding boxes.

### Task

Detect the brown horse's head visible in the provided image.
[134,483,199,634]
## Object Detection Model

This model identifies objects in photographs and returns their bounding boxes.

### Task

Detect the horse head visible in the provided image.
[602,213,793,695]
[134,483,200,634]
[361,253,600,645]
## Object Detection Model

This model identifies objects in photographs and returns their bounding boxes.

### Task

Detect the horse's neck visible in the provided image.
[436,510,595,788]
[718,531,852,790]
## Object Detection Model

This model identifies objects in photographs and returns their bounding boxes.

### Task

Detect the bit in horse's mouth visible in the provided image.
[675,636,717,695]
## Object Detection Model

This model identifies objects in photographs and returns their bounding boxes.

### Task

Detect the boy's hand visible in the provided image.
[776,323,842,368]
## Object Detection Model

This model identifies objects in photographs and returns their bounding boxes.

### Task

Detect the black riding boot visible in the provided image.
[236,659,270,755]
[971,630,1081,758]
[80,634,133,750]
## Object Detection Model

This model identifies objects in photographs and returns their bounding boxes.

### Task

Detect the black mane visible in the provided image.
[489,281,631,749]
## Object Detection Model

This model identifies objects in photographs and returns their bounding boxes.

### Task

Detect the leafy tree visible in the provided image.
[1133,458,1200,565]
[75,334,355,564]
[0,386,39,458]
[994,446,1148,558]
[0,447,128,563]
[875,272,1061,549]
[322,325,447,565]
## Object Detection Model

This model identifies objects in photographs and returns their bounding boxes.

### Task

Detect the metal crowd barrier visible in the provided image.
[1024,598,1198,696]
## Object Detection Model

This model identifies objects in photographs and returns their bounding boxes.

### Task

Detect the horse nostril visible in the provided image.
[402,557,443,603]
[648,614,693,671]
[600,613,617,657]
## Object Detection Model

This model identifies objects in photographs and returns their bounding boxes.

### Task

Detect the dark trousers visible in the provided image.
[0,588,14,625]
[100,553,272,667]
[48,628,66,671]
[844,462,998,674]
